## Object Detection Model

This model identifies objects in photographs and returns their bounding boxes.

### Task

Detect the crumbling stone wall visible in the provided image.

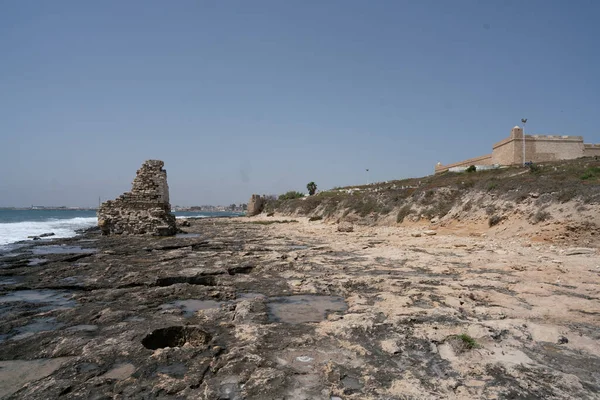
[247,194,265,216]
[98,160,177,236]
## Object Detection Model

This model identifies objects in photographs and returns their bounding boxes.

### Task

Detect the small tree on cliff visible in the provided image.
[307,182,317,196]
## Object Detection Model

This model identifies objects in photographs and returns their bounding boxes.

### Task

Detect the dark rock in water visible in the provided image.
[97,160,177,236]
[28,233,55,239]
[76,226,101,234]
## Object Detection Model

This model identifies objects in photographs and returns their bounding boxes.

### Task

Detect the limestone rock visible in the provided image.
[247,194,265,216]
[423,230,437,236]
[565,248,596,256]
[177,219,191,227]
[97,160,177,236]
[337,221,354,232]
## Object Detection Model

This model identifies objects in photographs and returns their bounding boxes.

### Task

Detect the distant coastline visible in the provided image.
[0,207,97,211]
[0,208,242,247]
[0,205,247,212]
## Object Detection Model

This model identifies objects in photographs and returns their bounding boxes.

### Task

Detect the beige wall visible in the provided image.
[524,136,584,163]
[492,137,516,165]
[435,154,493,173]
[434,126,600,174]
[497,135,584,165]
[584,145,600,157]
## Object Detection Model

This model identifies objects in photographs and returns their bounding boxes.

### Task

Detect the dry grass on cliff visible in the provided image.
[267,157,600,225]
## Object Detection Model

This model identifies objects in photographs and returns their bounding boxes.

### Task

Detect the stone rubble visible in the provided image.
[97,160,177,236]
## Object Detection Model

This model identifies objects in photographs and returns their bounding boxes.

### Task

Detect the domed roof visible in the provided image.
[513,125,521,130]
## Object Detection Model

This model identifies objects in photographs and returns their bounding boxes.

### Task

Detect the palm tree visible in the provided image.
[306,182,317,196]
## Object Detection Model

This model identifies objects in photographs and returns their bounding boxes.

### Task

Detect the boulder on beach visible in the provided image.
[337,221,354,232]
[177,219,191,227]
[97,160,177,236]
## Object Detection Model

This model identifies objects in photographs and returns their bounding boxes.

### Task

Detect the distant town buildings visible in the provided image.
[28,206,94,210]
[435,125,600,174]
[173,204,247,212]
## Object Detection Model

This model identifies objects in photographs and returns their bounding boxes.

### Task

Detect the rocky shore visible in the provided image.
[0,216,599,399]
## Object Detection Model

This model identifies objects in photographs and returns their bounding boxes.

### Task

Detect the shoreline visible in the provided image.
[0,217,599,398]
[0,213,245,251]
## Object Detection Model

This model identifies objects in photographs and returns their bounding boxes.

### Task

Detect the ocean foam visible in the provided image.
[0,217,97,246]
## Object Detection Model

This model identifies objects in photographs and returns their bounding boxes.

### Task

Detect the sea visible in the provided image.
[0,209,242,251]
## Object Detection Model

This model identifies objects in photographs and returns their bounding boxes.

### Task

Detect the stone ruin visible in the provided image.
[97,160,177,236]
[246,194,265,216]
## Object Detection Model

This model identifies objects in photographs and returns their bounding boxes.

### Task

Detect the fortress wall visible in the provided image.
[584,144,600,157]
[435,154,493,174]
[492,138,517,165]
[434,126,594,174]
[524,135,584,163]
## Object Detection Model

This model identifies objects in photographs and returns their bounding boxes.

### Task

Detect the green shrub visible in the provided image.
[466,165,477,173]
[396,205,412,223]
[263,199,282,213]
[351,198,381,217]
[299,196,322,214]
[279,191,304,200]
[528,163,542,174]
[427,202,454,219]
[580,166,600,180]
[457,334,478,349]
[308,216,323,221]
[488,215,503,227]
[485,205,496,216]
[306,182,317,196]
[420,190,436,206]
[557,189,577,203]
[532,210,551,224]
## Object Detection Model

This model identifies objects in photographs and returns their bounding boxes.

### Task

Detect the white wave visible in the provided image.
[0,217,98,246]
[175,215,209,219]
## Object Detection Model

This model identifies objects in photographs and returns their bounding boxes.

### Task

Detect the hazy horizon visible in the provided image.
[2,1,599,207]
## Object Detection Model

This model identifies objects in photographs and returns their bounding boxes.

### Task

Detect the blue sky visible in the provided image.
[1,0,599,207]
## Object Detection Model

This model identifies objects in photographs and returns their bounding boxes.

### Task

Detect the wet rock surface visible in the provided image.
[0,217,599,399]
